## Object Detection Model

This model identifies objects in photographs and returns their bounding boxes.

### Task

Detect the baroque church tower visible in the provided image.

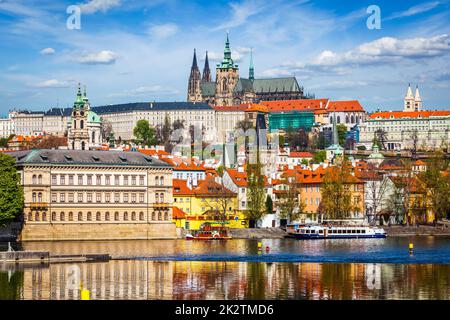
[68,84,90,150]
[187,49,203,102]
[215,33,239,106]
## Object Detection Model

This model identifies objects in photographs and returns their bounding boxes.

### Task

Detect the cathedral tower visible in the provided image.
[215,33,239,106]
[187,49,202,102]
[202,51,211,82]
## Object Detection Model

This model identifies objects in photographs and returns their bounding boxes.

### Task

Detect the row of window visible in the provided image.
[48,192,166,204]
[27,210,170,222]
[50,174,148,186]
[34,174,167,186]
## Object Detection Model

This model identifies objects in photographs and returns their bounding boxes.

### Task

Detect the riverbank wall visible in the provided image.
[383,225,450,236]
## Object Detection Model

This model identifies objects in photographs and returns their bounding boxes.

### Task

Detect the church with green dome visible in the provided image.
[67,84,103,150]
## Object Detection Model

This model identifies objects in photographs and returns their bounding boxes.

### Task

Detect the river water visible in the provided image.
[1,237,450,300]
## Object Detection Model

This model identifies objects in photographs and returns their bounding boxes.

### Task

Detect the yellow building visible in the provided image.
[172,176,248,230]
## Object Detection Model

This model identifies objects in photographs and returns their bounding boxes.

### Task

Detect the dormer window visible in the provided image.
[119,156,127,162]
[92,156,100,162]
[65,155,73,161]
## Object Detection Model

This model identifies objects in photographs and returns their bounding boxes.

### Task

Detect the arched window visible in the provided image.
[87,212,92,221]
[155,193,160,203]
[38,192,42,203]
[92,131,95,142]
[35,212,40,221]
[28,212,33,221]
[222,78,227,92]
[105,212,110,221]
[81,141,85,150]
[115,212,119,221]
[158,211,162,221]
[32,192,37,203]
[32,175,37,184]
[345,115,349,123]
[132,212,136,221]
[38,175,42,184]
[124,212,128,221]
[73,120,77,129]
[96,212,101,221]
[80,120,84,129]
[351,115,355,124]
[160,176,164,186]
[160,193,165,203]
[78,212,83,221]
[52,212,56,221]
[155,176,159,186]
[60,212,65,221]
[69,212,73,221]
[152,212,156,221]
[42,212,47,221]
[139,212,144,221]
[164,212,168,221]
[337,116,341,124]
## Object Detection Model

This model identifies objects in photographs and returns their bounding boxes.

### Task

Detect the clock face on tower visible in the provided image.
[80,111,84,116]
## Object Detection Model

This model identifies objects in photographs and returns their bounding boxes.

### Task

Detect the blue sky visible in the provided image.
[1,0,450,116]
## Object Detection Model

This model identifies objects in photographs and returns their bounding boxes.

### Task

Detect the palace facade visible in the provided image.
[9,149,176,241]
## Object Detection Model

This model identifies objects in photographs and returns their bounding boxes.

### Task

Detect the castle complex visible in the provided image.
[188,34,308,106]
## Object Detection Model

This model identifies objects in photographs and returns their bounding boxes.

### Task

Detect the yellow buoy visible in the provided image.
[257,242,262,250]
[81,289,90,300]
[409,243,414,250]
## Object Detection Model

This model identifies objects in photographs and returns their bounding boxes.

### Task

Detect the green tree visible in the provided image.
[312,150,326,164]
[0,137,9,148]
[246,159,266,228]
[0,153,24,226]
[337,124,347,146]
[133,119,157,147]
[278,176,306,222]
[320,164,360,220]
[265,195,273,215]
[419,151,450,223]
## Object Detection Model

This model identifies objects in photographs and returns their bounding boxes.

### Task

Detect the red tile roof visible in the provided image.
[260,99,329,112]
[172,207,186,219]
[370,110,450,119]
[138,149,170,156]
[327,100,364,112]
[290,151,314,158]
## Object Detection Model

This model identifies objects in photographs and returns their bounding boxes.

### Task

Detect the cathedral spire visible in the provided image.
[202,51,211,82]
[218,32,236,69]
[249,48,254,81]
[406,83,414,98]
[187,49,202,102]
[191,48,199,70]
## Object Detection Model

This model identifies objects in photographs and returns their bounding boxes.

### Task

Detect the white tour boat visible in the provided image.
[287,224,386,239]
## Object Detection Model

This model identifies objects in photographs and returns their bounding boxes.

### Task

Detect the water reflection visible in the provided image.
[1,261,450,300]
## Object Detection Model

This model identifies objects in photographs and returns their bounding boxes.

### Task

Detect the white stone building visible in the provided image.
[0,116,14,138]
[213,105,246,143]
[9,110,44,136]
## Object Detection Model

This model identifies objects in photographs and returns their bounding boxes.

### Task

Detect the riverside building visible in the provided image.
[9,149,176,241]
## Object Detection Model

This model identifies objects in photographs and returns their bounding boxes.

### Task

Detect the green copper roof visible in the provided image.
[88,110,101,123]
[249,48,254,81]
[200,81,216,97]
[217,33,238,70]
[74,83,84,109]
[252,77,300,93]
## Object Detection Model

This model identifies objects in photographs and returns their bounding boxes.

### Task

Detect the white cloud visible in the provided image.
[40,47,55,55]
[78,50,117,65]
[79,0,122,14]
[386,1,441,21]
[276,34,450,76]
[148,23,178,39]
[32,79,72,88]
[213,0,268,31]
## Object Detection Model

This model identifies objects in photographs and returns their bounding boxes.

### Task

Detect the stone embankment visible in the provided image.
[383,225,450,236]
[229,228,287,239]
